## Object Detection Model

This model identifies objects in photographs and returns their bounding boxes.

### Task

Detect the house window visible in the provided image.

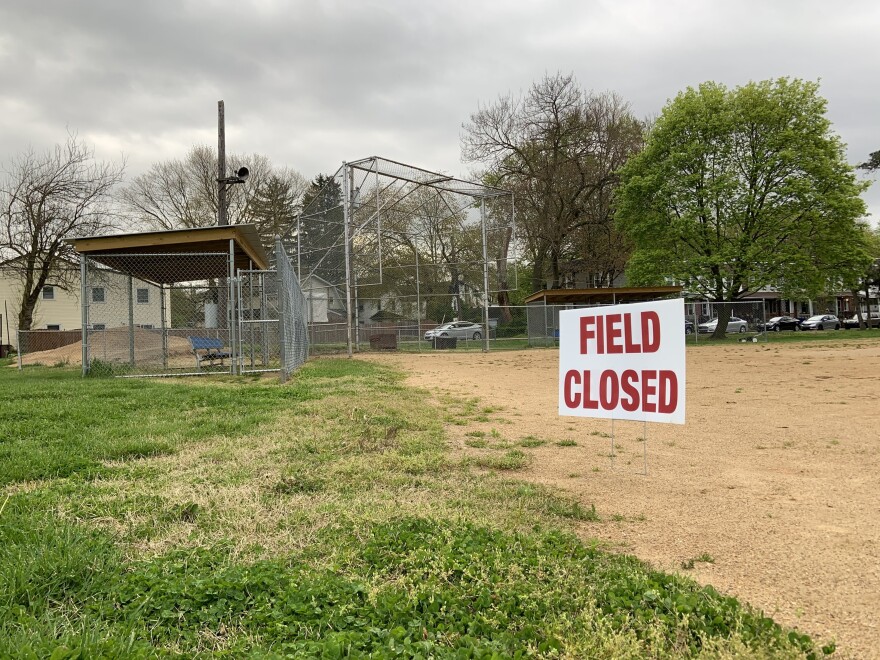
[46,324,60,330]
[92,323,106,331]
[92,287,105,303]
[136,288,149,304]
[42,286,55,300]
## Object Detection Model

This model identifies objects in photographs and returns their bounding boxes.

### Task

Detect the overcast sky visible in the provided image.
[1,0,878,220]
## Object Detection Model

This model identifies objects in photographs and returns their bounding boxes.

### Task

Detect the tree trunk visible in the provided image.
[496,290,512,322]
[711,302,733,340]
[550,248,561,289]
[852,289,864,328]
[531,259,545,295]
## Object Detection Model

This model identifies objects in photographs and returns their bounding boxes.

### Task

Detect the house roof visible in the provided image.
[524,286,683,306]
[66,225,270,285]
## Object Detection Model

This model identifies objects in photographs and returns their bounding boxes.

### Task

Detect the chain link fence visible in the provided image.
[299,299,772,354]
[275,239,308,381]
[295,157,516,356]
[16,249,309,379]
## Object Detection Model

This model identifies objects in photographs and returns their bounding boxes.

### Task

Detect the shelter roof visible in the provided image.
[67,225,269,285]
[524,286,683,306]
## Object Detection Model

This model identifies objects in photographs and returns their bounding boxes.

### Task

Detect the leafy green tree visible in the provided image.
[844,226,880,326]
[859,151,880,172]
[616,78,868,338]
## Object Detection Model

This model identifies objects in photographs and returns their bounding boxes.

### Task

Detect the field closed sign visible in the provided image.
[558,298,686,424]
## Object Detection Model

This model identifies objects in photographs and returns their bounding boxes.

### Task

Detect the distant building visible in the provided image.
[0,263,165,349]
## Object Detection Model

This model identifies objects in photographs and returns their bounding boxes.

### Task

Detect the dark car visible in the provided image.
[758,316,802,332]
[842,314,880,329]
[685,320,695,335]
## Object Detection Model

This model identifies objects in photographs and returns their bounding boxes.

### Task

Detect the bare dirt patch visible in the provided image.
[361,340,880,658]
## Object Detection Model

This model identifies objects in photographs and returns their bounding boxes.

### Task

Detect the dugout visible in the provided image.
[524,286,683,345]
[65,225,308,380]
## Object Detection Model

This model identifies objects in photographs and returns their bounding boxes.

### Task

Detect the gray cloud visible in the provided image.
[1,0,877,218]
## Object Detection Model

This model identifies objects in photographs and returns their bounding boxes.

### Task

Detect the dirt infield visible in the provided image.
[362,339,880,658]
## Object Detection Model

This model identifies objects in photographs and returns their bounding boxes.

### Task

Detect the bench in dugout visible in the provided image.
[189,336,232,370]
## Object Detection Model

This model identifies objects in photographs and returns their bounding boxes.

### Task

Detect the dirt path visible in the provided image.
[361,340,880,659]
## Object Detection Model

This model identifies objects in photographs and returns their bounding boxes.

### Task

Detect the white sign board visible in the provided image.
[558,298,686,424]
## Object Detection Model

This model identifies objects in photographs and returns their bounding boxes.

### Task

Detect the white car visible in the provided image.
[697,316,748,334]
[800,314,840,331]
[424,321,484,341]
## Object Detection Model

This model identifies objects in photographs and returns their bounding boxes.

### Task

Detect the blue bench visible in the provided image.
[189,336,231,369]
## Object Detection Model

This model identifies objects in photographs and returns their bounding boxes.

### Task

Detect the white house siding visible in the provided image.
[0,268,166,349]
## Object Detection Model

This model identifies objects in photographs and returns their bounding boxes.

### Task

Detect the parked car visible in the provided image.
[800,314,840,331]
[424,321,484,341]
[685,320,695,335]
[698,316,748,334]
[842,313,880,329]
[758,316,802,332]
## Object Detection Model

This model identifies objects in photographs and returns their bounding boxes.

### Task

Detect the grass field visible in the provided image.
[0,358,834,657]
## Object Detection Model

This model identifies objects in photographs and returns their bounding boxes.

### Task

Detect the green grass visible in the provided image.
[0,361,832,657]
[0,365,321,485]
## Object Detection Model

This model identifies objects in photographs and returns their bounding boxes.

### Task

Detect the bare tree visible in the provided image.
[462,73,643,291]
[1,134,125,330]
[121,145,307,239]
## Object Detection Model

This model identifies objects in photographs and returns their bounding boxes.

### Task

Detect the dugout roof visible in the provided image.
[67,225,270,285]
[524,286,683,306]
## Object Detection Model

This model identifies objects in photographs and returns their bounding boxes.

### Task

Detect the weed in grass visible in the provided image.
[490,428,501,438]
[545,499,599,521]
[557,439,578,447]
[518,436,546,448]
[592,466,601,473]
[465,430,486,438]
[472,449,530,471]
[273,474,325,495]
[682,553,715,569]
[474,415,490,422]
[590,431,611,438]
[166,501,200,523]
[567,473,580,478]
[734,387,743,393]
[465,439,488,448]
[829,439,840,446]
[782,440,795,449]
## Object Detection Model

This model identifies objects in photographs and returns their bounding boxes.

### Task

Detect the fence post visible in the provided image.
[342,162,353,358]
[276,236,288,384]
[228,239,236,375]
[127,274,135,367]
[160,283,168,369]
[480,196,491,353]
[81,254,90,376]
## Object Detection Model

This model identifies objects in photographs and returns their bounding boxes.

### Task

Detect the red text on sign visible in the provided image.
[579,311,660,355]
[562,368,678,414]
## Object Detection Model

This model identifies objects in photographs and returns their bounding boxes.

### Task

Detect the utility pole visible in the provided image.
[216,100,249,227]
[218,100,227,226]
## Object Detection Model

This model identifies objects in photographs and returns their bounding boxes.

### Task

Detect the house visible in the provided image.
[1,263,166,350]
[300,273,346,323]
